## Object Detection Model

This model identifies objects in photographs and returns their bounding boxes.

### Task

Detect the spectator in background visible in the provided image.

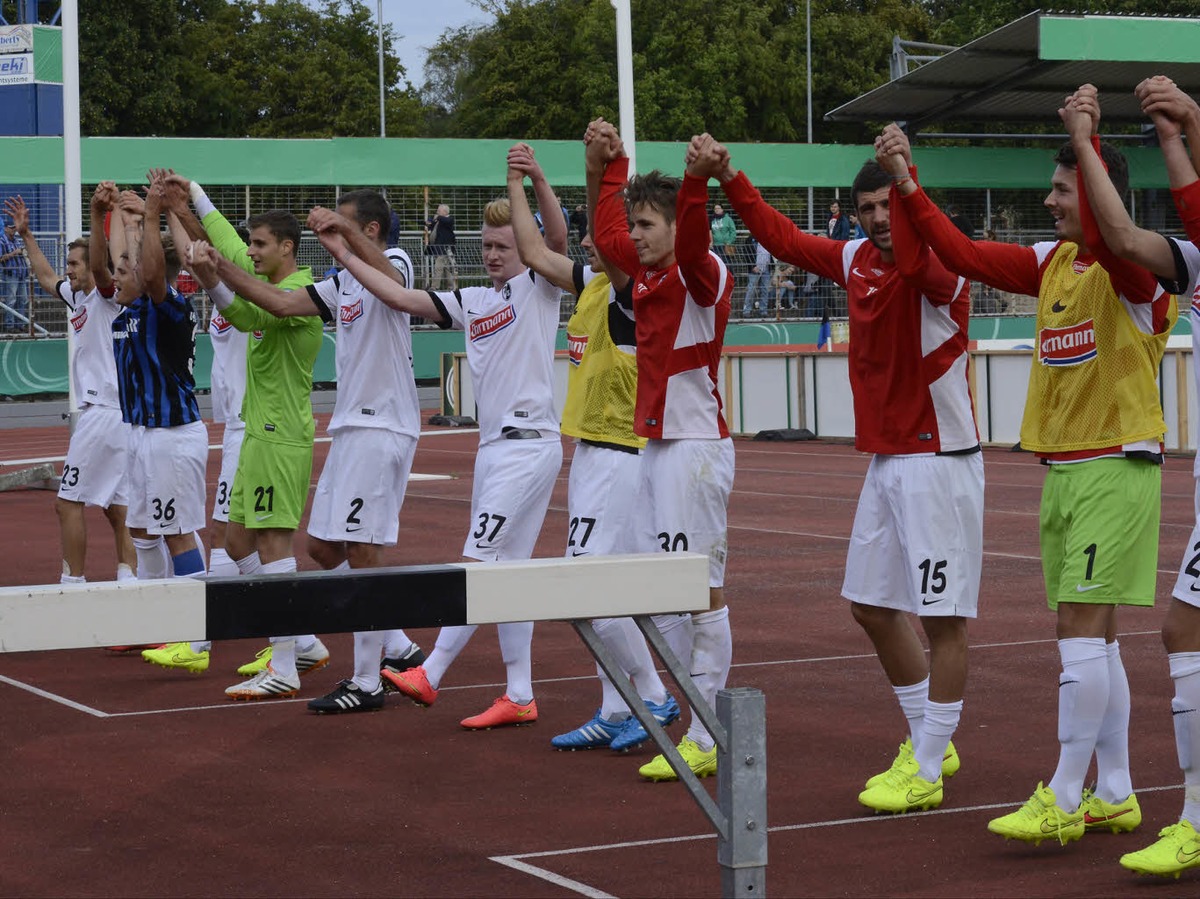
[1,215,29,332]
[849,212,867,240]
[946,205,974,239]
[743,238,772,317]
[425,203,457,290]
[388,208,401,248]
[570,204,589,244]
[773,263,797,311]
[710,203,737,266]
[827,200,851,241]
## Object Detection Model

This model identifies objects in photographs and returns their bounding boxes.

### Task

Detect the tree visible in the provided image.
[75,0,423,138]
[419,0,943,143]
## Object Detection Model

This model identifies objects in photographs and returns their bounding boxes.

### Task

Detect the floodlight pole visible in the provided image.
[377,0,386,137]
[63,0,82,420]
[806,0,814,233]
[612,0,636,174]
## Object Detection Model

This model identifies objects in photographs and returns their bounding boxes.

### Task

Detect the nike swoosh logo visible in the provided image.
[570,550,588,557]
[474,540,491,549]
[255,514,273,521]
[920,597,943,605]
[346,525,363,533]
[1190,584,1200,592]
[1083,809,1134,824]
[1075,583,1105,593]
[1051,300,1067,312]
[515,707,534,717]
[851,267,864,277]
[1178,845,1200,863]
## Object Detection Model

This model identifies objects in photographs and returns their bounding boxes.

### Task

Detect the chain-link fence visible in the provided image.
[1,182,1189,338]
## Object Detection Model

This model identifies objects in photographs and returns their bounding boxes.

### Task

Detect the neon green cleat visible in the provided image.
[864,737,960,789]
[236,640,329,677]
[1081,789,1142,833]
[987,782,1085,846]
[142,642,209,674]
[236,646,272,677]
[638,736,717,782]
[859,766,943,814]
[1120,820,1200,878]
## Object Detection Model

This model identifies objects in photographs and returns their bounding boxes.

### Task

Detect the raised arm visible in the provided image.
[210,254,315,318]
[4,197,60,295]
[507,143,576,292]
[1061,87,1176,284]
[708,141,846,285]
[677,133,729,305]
[528,146,567,256]
[141,173,169,304]
[114,190,145,276]
[317,227,443,320]
[88,183,116,293]
[1138,77,1200,245]
[590,120,641,277]
[161,173,209,244]
[306,207,406,286]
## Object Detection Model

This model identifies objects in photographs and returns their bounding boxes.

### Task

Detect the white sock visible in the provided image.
[1048,637,1109,811]
[894,678,930,752]
[116,563,135,582]
[915,699,962,782]
[652,612,695,669]
[352,631,385,692]
[235,551,262,576]
[595,617,667,706]
[425,625,478,689]
[133,537,169,579]
[268,637,298,679]
[260,557,301,675]
[498,621,534,705]
[1169,651,1200,828]
[190,640,211,653]
[381,630,415,659]
[594,664,630,720]
[60,572,86,585]
[1093,641,1134,803]
[208,547,239,577]
[685,608,732,751]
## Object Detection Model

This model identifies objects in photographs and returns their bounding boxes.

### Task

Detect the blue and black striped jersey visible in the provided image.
[112,285,200,428]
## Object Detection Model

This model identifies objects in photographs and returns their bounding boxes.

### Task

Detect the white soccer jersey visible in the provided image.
[306,247,420,438]
[208,308,249,428]
[58,281,121,410]
[1167,237,1200,474]
[432,268,562,444]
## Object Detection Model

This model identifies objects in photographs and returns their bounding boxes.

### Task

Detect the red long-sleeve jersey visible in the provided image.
[722,169,977,454]
[594,157,733,440]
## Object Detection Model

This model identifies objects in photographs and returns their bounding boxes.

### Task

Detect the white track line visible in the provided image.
[1,631,1162,718]
[0,673,109,717]
[489,781,1185,897]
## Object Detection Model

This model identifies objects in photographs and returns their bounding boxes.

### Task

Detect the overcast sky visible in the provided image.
[386,0,494,85]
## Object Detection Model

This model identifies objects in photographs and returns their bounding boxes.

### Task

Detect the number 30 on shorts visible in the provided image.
[657,531,689,552]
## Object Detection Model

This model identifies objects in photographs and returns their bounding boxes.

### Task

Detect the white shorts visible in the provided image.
[1170,479,1200,610]
[565,442,643,557]
[463,436,562,561]
[124,421,209,534]
[841,452,984,618]
[307,428,417,545]
[58,405,130,508]
[639,438,735,589]
[211,424,245,523]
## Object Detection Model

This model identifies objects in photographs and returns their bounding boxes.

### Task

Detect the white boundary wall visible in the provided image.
[442,344,1197,452]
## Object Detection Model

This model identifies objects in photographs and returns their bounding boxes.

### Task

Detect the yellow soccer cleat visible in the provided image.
[1119,820,1200,878]
[236,639,329,677]
[638,736,718,782]
[988,782,1085,846]
[858,766,943,814]
[142,642,209,674]
[1081,788,1142,834]
[864,737,960,789]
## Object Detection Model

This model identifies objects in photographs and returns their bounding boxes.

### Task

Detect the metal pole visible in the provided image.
[612,0,636,174]
[63,0,82,422]
[806,0,814,233]
[377,0,386,137]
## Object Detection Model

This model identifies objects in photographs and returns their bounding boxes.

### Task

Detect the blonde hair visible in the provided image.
[482,197,512,228]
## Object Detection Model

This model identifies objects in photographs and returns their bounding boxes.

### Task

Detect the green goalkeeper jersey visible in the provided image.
[203,208,322,447]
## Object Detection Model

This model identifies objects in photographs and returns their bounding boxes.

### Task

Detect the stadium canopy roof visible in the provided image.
[825,11,1200,130]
